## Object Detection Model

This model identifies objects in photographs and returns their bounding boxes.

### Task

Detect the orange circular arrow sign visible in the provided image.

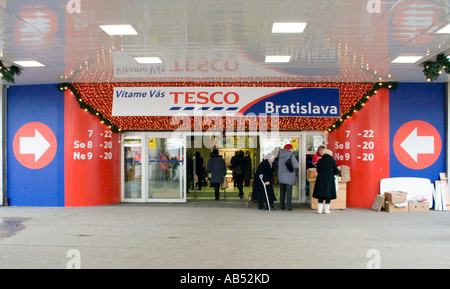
[393,120,442,170]
[13,122,57,169]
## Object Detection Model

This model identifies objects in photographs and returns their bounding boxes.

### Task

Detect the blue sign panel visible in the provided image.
[389,83,446,181]
[7,85,65,207]
[239,88,340,117]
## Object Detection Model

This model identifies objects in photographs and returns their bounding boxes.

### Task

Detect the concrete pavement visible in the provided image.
[1,201,449,269]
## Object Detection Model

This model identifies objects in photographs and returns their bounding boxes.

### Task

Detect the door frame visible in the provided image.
[121,131,326,204]
[121,131,187,203]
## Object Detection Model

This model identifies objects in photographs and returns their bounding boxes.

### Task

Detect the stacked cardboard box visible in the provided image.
[383,191,429,213]
[384,191,408,213]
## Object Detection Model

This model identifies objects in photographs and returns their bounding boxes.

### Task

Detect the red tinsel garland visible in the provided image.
[71,82,374,132]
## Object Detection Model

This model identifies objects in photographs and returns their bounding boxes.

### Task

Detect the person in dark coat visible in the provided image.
[243,151,253,187]
[206,148,226,200]
[230,150,245,199]
[194,151,204,190]
[186,151,193,193]
[251,153,276,210]
[313,149,340,214]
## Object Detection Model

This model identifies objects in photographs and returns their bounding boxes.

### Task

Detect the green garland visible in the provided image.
[326,82,398,132]
[57,83,121,133]
[0,61,22,84]
[423,54,450,82]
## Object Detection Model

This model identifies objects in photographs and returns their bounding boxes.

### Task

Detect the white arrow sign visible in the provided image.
[400,127,434,162]
[19,129,51,162]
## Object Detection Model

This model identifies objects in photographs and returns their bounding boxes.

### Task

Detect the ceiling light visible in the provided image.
[265,55,292,63]
[391,56,423,64]
[99,25,138,35]
[436,24,450,34]
[134,57,163,64]
[272,22,307,33]
[13,60,45,67]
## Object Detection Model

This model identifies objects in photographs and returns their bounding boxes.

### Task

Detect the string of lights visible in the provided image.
[58,81,397,133]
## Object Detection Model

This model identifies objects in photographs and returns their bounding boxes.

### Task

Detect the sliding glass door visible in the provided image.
[122,133,186,202]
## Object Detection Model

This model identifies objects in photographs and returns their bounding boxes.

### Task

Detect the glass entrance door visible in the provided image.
[122,133,186,202]
[123,135,143,199]
[147,137,184,200]
[259,135,301,202]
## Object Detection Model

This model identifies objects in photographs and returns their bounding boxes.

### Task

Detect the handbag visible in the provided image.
[221,177,228,190]
[285,157,294,172]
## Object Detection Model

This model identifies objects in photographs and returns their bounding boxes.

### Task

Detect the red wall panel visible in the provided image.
[65,91,121,207]
[328,89,390,208]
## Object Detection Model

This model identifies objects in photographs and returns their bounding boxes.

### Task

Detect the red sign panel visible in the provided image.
[64,92,121,207]
[328,89,390,208]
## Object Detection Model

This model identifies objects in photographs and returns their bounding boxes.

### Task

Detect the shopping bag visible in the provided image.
[221,177,228,190]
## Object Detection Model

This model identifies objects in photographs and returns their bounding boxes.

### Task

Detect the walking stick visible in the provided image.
[259,174,271,212]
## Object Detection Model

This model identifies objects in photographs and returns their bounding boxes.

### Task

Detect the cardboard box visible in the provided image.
[385,201,408,213]
[384,191,407,203]
[408,202,429,212]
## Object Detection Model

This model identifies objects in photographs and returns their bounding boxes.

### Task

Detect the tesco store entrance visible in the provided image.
[121,132,325,203]
[116,86,331,203]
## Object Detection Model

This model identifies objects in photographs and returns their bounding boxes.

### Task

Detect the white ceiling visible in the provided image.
[1,0,450,85]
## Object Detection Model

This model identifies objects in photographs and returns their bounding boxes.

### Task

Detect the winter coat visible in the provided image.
[277,149,299,185]
[230,153,244,177]
[242,155,253,180]
[195,152,203,174]
[207,153,226,184]
[312,154,340,200]
[251,159,276,202]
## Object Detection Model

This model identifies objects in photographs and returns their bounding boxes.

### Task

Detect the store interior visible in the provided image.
[123,133,325,203]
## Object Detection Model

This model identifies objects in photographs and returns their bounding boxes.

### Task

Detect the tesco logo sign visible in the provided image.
[170,91,240,105]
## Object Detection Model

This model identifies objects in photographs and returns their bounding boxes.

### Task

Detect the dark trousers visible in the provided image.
[212,183,220,200]
[196,172,202,190]
[280,183,293,210]
[234,174,244,197]
[318,197,331,204]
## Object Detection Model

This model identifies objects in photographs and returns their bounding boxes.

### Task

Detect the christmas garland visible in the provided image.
[423,54,450,82]
[0,61,22,84]
[59,81,397,134]
[57,83,121,133]
[326,81,398,132]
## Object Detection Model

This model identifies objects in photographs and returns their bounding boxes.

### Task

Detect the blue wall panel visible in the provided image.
[7,84,65,206]
[389,83,446,181]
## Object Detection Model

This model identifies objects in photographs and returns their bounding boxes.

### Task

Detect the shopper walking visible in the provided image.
[313,149,340,214]
[251,153,276,210]
[243,151,253,187]
[195,151,204,190]
[230,150,245,199]
[206,148,227,200]
[277,144,299,211]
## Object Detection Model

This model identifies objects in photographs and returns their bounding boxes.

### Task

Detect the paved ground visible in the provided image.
[1,200,449,269]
